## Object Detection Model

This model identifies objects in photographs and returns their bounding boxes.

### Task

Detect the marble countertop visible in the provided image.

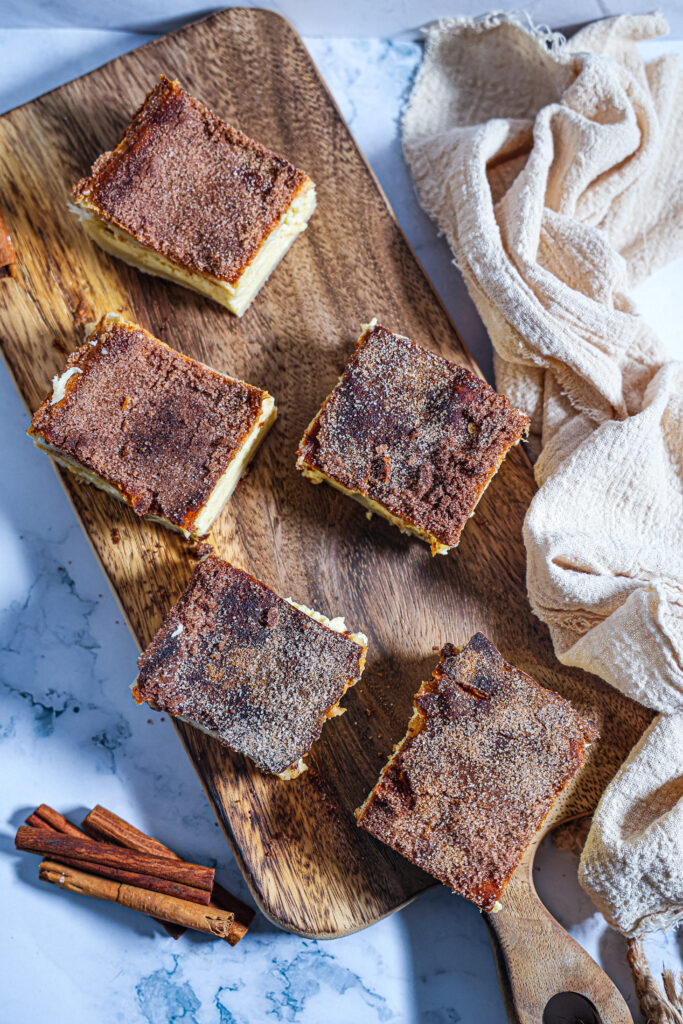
[1,6,681,1023]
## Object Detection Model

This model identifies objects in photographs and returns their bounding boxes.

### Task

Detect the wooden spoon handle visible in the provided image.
[483,839,633,1024]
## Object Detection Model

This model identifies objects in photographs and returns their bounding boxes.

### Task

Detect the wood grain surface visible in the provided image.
[485,838,633,1023]
[0,7,650,998]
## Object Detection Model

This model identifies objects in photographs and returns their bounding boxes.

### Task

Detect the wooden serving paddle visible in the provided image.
[0,9,649,1020]
[485,818,632,1023]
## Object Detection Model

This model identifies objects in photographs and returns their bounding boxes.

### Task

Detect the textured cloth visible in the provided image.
[402,12,683,935]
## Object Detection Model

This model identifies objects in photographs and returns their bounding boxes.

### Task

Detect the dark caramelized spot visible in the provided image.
[358,633,598,911]
[264,606,280,628]
[73,76,310,284]
[136,556,366,776]
[298,325,529,549]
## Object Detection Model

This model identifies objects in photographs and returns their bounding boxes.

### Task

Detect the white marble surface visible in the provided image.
[4,0,683,38]
[1,7,682,1024]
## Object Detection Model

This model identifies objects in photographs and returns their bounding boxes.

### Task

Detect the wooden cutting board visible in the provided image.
[0,9,651,1020]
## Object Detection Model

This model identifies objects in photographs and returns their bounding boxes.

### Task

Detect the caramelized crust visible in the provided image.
[0,209,16,278]
[73,76,310,284]
[297,324,529,551]
[356,634,598,911]
[135,556,367,777]
[28,315,270,534]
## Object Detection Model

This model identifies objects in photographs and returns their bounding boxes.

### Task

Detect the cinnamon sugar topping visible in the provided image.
[73,76,310,284]
[297,323,529,551]
[135,556,367,776]
[28,315,270,534]
[0,209,16,278]
[356,633,598,910]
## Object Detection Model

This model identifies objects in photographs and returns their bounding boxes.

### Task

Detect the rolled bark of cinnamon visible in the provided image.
[39,860,241,941]
[15,826,214,892]
[27,805,184,938]
[31,804,86,838]
[83,804,255,940]
[82,804,174,856]
[43,853,211,904]
[26,812,58,831]
[23,805,253,944]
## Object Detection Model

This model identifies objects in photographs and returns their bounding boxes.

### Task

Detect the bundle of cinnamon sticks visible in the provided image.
[16,804,254,944]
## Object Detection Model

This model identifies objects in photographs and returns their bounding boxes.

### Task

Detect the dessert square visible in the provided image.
[133,555,368,778]
[28,313,275,537]
[296,322,529,555]
[71,76,316,316]
[356,634,597,911]
[0,209,16,278]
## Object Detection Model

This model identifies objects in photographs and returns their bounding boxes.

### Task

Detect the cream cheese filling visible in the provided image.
[71,178,316,317]
[191,395,276,535]
[285,598,368,650]
[50,367,82,404]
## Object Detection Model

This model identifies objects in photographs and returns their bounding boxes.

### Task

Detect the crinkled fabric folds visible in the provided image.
[402,11,683,935]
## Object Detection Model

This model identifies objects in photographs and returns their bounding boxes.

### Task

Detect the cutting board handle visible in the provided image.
[483,836,633,1024]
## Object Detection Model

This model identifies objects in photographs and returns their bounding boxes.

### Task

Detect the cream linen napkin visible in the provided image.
[402,12,683,936]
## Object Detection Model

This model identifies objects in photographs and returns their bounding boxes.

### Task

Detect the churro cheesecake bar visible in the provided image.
[356,634,597,911]
[133,555,368,778]
[297,322,529,555]
[0,209,16,278]
[71,76,316,316]
[28,313,275,537]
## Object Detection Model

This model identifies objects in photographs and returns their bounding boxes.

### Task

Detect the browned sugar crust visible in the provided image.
[135,555,367,776]
[356,634,598,911]
[73,76,310,284]
[29,316,267,533]
[0,209,16,278]
[297,325,529,549]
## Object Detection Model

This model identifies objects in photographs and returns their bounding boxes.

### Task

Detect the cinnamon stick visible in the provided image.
[31,803,87,838]
[15,826,214,892]
[26,805,183,938]
[39,860,242,941]
[83,805,255,939]
[209,882,254,944]
[26,812,58,830]
[82,805,178,856]
[42,853,211,904]
[24,805,253,944]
